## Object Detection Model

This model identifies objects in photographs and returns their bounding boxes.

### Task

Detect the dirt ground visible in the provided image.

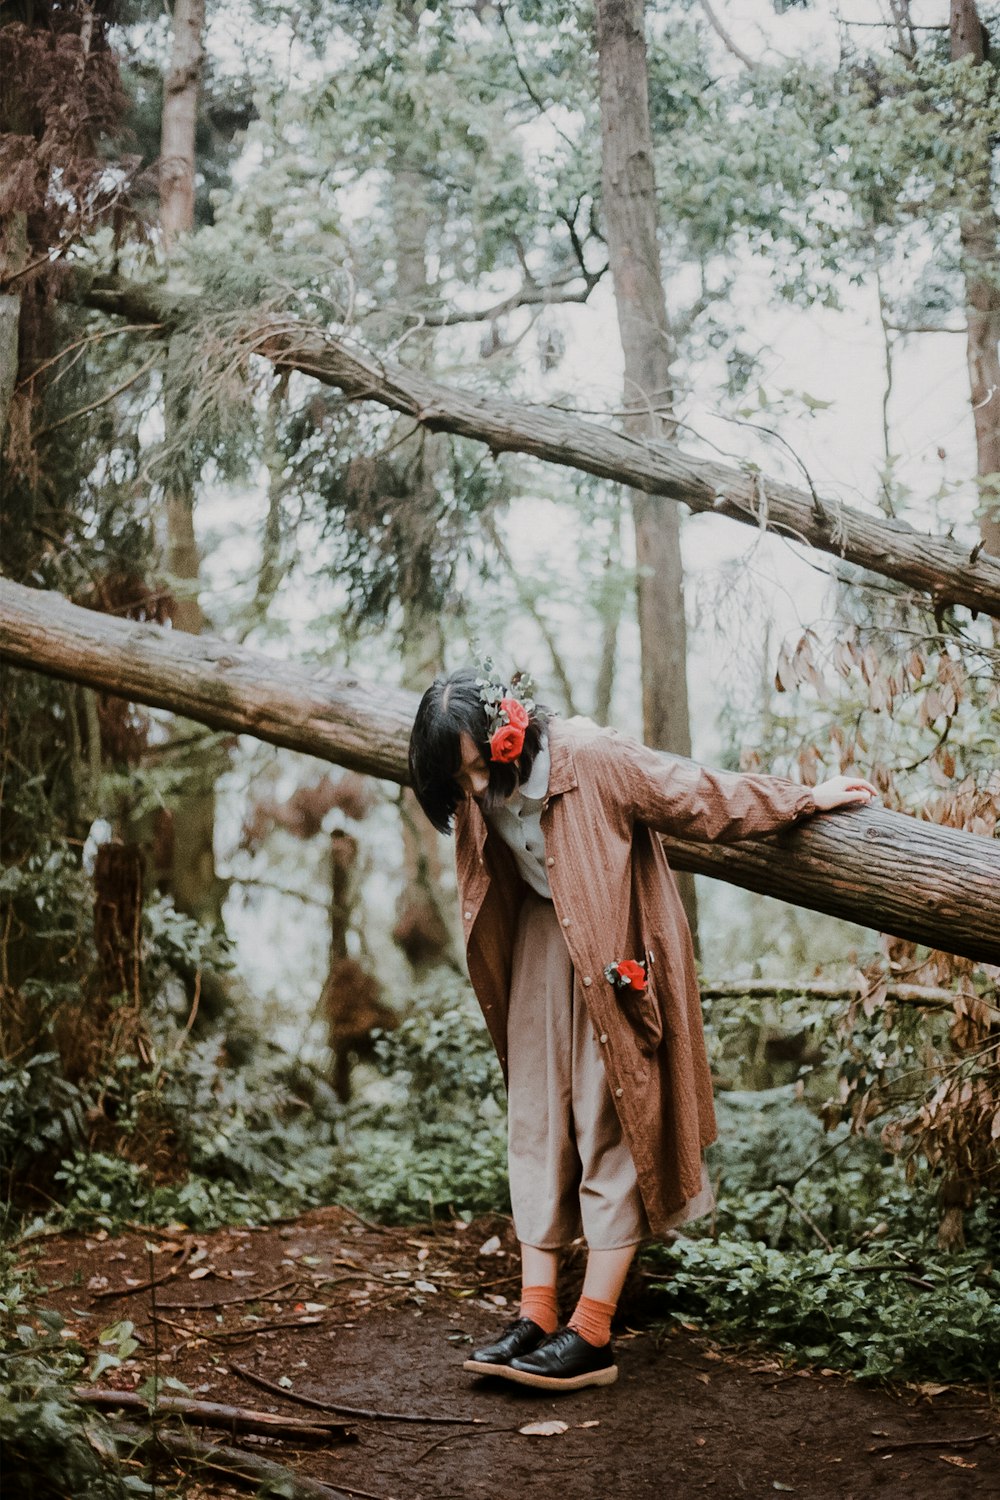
[17,1204,998,1500]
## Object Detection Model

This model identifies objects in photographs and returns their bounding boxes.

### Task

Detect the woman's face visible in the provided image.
[455,731,490,800]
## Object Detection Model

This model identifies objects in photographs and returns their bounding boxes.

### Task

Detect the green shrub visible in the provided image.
[338,975,509,1223]
[642,1229,1000,1382]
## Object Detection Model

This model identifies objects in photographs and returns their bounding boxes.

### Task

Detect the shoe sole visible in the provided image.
[462,1358,527,1379]
[498,1363,619,1391]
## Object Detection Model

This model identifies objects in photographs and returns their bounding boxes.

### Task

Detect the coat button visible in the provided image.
[561,916,570,927]
[546,856,555,867]
[599,1032,608,1044]
[582,976,592,987]
[615,1086,623,1097]
[464,911,472,920]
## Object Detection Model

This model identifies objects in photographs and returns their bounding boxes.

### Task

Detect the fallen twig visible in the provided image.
[157,1276,299,1309]
[328,1201,401,1236]
[74,1386,352,1442]
[154,1312,324,1346]
[868,1432,995,1454]
[109,1420,358,1498]
[230,1361,483,1425]
[414,1426,514,1464]
[91,1237,194,1300]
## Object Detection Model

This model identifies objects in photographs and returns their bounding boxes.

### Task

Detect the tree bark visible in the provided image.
[2,576,997,965]
[159,0,222,925]
[595,0,699,945]
[160,0,206,250]
[0,212,26,453]
[78,279,1000,618]
[950,0,1000,563]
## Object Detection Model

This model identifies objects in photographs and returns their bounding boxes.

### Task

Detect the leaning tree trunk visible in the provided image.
[950,0,1000,567]
[387,151,457,979]
[158,0,224,924]
[595,0,699,947]
[80,277,1000,619]
[2,576,998,965]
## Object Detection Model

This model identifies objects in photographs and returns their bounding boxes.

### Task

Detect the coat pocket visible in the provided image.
[616,952,664,1056]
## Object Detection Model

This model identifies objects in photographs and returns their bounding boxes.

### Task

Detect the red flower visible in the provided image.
[490,722,526,763]
[500,696,529,731]
[616,960,647,991]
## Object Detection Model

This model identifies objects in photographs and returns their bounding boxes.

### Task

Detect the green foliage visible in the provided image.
[337,974,509,1223]
[0,1256,149,1499]
[643,1224,1000,1384]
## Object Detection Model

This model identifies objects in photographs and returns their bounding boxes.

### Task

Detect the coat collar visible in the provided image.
[458,714,577,853]
[545,714,578,797]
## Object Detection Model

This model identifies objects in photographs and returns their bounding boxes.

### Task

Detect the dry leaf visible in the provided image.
[478,1236,502,1256]
[577,1420,600,1429]
[520,1420,568,1437]
[188,1267,211,1280]
[940,1455,976,1469]
[695,1373,711,1385]
[414,1280,438,1295]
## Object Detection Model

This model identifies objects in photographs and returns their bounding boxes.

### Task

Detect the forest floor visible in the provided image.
[18,1204,998,1500]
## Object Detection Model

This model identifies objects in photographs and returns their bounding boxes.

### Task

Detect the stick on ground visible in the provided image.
[230,1361,484,1425]
[74,1386,353,1442]
[109,1420,359,1499]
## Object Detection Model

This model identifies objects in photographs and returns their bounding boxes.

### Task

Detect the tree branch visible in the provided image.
[74,275,1000,620]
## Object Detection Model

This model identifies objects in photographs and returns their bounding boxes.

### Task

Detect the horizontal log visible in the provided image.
[699,980,998,1010]
[1,576,998,964]
[80,276,1000,619]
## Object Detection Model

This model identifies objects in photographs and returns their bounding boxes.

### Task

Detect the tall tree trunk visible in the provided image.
[950,0,1000,564]
[0,212,26,455]
[389,157,456,978]
[160,0,205,251]
[594,0,698,946]
[3,577,998,966]
[159,0,223,924]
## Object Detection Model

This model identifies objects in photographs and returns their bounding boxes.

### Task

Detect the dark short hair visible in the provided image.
[408,665,551,834]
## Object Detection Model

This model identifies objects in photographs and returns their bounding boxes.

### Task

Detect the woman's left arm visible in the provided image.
[597,732,877,843]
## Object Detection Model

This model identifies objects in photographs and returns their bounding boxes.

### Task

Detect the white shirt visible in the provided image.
[482,733,552,899]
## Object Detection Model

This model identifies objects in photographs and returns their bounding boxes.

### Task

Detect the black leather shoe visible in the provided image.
[505,1326,618,1390]
[462,1317,549,1377]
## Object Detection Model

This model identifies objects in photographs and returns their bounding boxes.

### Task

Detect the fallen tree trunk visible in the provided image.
[79,276,1000,619]
[1,576,998,964]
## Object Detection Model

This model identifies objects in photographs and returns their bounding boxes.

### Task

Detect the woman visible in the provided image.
[408,664,876,1392]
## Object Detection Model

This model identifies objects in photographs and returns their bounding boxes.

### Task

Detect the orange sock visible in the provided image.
[519,1284,559,1334]
[568,1294,616,1347]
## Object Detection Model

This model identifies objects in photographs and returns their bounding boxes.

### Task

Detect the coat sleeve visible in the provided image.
[597,731,818,843]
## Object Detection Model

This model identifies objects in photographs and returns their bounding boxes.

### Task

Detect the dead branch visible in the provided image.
[108,1420,357,1498]
[230,1361,484,1426]
[74,1387,352,1442]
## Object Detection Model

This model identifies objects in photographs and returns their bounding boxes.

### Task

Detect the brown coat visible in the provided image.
[453,715,819,1234]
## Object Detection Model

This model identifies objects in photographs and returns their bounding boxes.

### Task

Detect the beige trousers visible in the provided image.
[506,887,652,1250]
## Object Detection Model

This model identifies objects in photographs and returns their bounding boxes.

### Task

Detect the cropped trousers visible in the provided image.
[506,886,652,1251]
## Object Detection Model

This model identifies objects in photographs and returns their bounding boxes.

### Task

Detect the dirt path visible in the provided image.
[18,1205,998,1499]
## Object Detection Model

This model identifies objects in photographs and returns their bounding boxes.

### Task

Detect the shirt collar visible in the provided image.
[517,732,550,801]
